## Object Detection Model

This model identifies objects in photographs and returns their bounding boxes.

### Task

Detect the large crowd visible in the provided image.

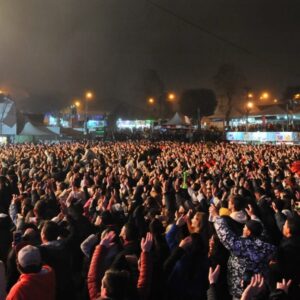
[0,141,300,300]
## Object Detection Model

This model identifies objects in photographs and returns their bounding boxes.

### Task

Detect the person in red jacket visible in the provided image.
[6,245,56,300]
[88,230,153,300]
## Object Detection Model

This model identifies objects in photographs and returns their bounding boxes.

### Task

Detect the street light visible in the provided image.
[247,101,253,109]
[147,91,175,119]
[168,93,176,101]
[86,92,93,100]
[84,91,93,134]
[70,100,81,128]
[148,97,155,105]
[260,92,269,100]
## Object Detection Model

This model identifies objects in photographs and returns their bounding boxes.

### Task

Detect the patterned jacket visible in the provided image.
[214,217,276,297]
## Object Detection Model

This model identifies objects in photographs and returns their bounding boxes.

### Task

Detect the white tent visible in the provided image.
[165,112,191,126]
[19,121,58,136]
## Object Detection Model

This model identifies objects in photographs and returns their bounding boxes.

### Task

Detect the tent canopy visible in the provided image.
[19,121,57,136]
[165,112,191,126]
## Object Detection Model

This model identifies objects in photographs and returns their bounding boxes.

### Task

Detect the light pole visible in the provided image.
[84,91,93,134]
[245,101,253,132]
[71,100,81,128]
[147,97,156,118]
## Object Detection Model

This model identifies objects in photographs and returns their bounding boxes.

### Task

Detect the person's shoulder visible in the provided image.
[253,238,276,251]
[281,237,300,249]
[8,275,32,296]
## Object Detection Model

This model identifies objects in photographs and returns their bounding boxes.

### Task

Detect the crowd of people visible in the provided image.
[227,123,300,132]
[107,129,222,142]
[0,141,300,300]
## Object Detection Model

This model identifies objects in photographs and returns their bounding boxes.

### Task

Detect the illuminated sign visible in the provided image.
[87,120,106,129]
[226,132,299,143]
[116,119,153,129]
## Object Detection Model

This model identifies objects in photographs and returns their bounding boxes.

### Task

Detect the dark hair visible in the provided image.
[246,220,263,237]
[42,221,59,241]
[231,195,245,211]
[33,200,46,219]
[18,263,42,274]
[255,187,265,196]
[124,222,138,242]
[103,269,133,299]
[287,215,300,236]
[149,218,164,236]
[73,177,81,188]
[100,211,114,226]
[273,199,284,212]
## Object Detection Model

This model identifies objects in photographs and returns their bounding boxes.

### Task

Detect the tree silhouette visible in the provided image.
[213,63,246,125]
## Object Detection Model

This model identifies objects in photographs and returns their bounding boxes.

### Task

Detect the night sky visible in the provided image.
[0,0,300,113]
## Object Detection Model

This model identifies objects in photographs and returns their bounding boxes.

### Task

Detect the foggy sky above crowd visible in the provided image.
[0,0,300,113]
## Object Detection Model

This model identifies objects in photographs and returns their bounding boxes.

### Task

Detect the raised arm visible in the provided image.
[213,216,245,256]
[87,231,115,300]
[137,232,153,300]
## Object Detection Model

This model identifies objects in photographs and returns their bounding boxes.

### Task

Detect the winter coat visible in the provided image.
[214,216,276,298]
[275,236,300,300]
[6,265,55,300]
[87,244,152,300]
[164,246,209,300]
[40,240,74,300]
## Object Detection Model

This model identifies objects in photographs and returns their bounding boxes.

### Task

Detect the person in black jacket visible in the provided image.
[164,233,209,300]
[271,214,300,300]
[40,220,75,300]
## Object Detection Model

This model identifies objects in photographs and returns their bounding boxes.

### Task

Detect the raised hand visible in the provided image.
[141,232,153,252]
[276,278,292,294]
[245,204,255,217]
[241,274,265,300]
[186,209,193,219]
[100,231,116,248]
[176,215,186,227]
[208,265,221,284]
[179,236,192,250]
[209,204,218,218]
[271,202,279,213]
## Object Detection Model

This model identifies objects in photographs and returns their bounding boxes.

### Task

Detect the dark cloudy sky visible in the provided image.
[0,0,300,112]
